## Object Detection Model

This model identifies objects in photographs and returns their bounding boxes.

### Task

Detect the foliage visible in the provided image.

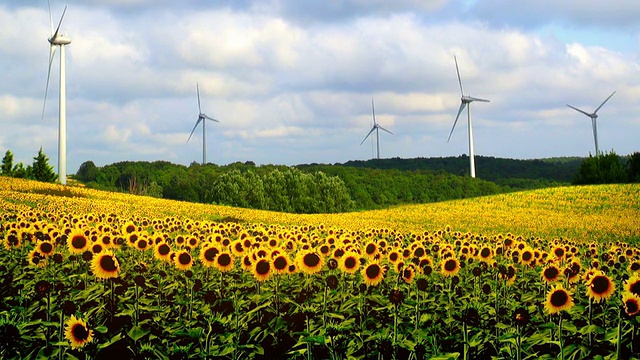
[31,147,58,183]
[626,152,640,183]
[1,150,14,176]
[573,152,629,185]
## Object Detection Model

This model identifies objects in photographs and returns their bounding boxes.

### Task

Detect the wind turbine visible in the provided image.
[360,99,393,159]
[566,91,615,156]
[447,55,489,178]
[42,3,71,185]
[187,83,220,164]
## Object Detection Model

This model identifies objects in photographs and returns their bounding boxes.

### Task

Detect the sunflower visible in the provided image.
[67,230,89,254]
[3,232,21,250]
[37,240,55,257]
[64,315,93,349]
[296,250,325,275]
[625,273,640,297]
[272,254,290,274]
[339,252,361,274]
[199,245,219,268]
[91,251,119,279]
[363,241,379,259]
[361,262,385,286]
[478,246,493,262]
[440,257,460,277]
[214,251,234,272]
[586,272,615,302]
[121,221,137,235]
[252,258,272,282]
[520,249,534,265]
[154,242,172,262]
[174,250,193,271]
[541,265,562,283]
[134,238,150,251]
[544,285,574,314]
[623,292,640,317]
[401,264,416,284]
[387,250,401,263]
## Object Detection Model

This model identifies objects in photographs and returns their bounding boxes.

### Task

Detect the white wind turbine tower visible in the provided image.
[42,3,71,185]
[566,91,615,156]
[447,55,489,178]
[187,83,220,164]
[360,99,393,159]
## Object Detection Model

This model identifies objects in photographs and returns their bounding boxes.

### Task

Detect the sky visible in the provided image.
[2,0,640,174]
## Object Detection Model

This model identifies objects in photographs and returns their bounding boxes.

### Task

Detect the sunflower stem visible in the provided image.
[558,315,564,360]
[588,297,593,347]
[463,320,469,360]
[134,283,139,326]
[323,284,328,329]
[58,310,64,360]
[616,314,623,360]
[516,324,521,360]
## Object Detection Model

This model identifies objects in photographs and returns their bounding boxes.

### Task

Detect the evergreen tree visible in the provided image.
[31,147,58,183]
[1,150,14,176]
[627,152,640,183]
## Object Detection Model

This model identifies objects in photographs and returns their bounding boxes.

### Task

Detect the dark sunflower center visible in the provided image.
[256,260,270,275]
[522,252,532,261]
[366,264,381,279]
[92,244,102,253]
[137,240,147,249]
[544,267,559,280]
[244,257,252,266]
[125,225,135,234]
[72,236,86,249]
[555,248,564,257]
[414,248,425,258]
[158,244,170,255]
[303,253,320,267]
[389,253,398,262]
[550,290,568,307]
[444,259,457,271]
[129,234,138,243]
[178,253,191,265]
[274,257,287,270]
[8,234,18,245]
[403,268,412,279]
[41,242,53,253]
[72,324,90,341]
[217,254,231,267]
[480,248,491,258]
[591,276,610,294]
[100,255,118,272]
[366,244,376,255]
[204,248,217,261]
[626,299,639,314]
[630,282,640,296]
[345,257,356,269]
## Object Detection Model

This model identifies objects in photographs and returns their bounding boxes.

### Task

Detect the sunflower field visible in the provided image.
[1,176,639,359]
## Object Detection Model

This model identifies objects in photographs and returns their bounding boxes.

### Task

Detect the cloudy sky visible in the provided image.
[2,1,639,174]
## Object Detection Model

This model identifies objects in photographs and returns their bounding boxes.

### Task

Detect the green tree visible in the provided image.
[12,163,31,179]
[1,150,14,176]
[76,161,98,182]
[573,152,627,185]
[31,147,57,182]
[627,152,640,183]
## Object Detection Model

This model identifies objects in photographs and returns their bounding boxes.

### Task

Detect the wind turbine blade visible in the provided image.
[371,98,377,125]
[454,55,464,96]
[448,102,467,142]
[52,5,67,40]
[567,104,592,117]
[204,115,220,122]
[469,96,490,103]
[378,125,393,135]
[594,91,616,114]
[196,83,202,114]
[360,127,376,145]
[41,46,57,121]
[187,119,202,143]
[47,0,54,35]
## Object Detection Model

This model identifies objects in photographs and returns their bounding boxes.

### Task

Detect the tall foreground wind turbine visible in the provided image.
[42,4,71,185]
[360,99,393,159]
[187,83,220,164]
[447,56,489,178]
[566,91,615,156]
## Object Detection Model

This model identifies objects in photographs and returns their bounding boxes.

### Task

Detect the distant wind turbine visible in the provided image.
[42,2,71,185]
[566,91,615,156]
[447,55,489,178]
[187,83,220,164]
[360,99,393,159]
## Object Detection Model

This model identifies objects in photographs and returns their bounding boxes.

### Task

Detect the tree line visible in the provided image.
[573,151,640,184]
[1,149,57,183]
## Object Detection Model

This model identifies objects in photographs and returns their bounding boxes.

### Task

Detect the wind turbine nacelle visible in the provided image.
[50,36,71,46]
